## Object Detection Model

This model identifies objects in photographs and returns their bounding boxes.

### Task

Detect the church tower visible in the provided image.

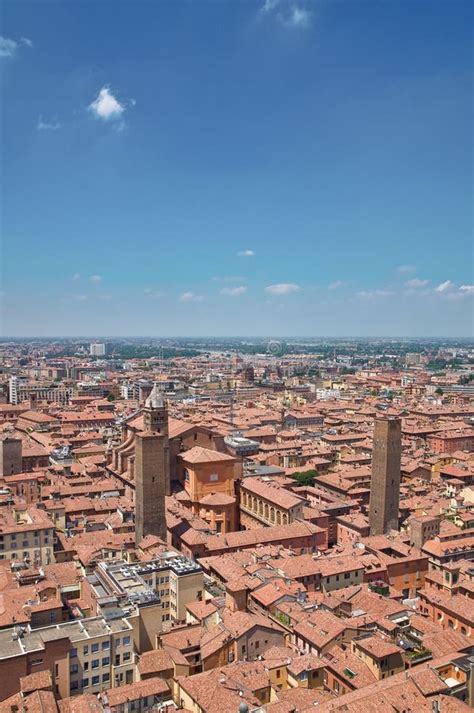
[143,384,168,436]
[134,384,170,545]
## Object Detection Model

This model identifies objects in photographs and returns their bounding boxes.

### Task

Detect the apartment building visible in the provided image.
[0,616,134,701]
[0,506,55,566]
[89,555,204,651]
[66,617,135,695]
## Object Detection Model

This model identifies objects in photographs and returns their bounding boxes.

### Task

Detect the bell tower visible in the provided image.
[143,383,168,436]
[134,383,170,545]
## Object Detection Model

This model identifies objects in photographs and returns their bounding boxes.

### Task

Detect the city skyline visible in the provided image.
[1,0,473,337]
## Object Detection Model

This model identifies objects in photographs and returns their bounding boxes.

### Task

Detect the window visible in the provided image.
[101,641,110,651]
[344,572,350,579]
[115,655,120,666]
[83,646,89,655]
[102,657,110,666]
[123,652,131,662]
[31,658,43,666]
[70,664,78,675]
[123,636,131,646]
[91,643,99,653]
[70,648,77,658]
[92,659,100,669]
[103,673,110,683]
[70,681,79,691]
[209,473,219,482]
[91,676,100,686]
[82,678,89,688]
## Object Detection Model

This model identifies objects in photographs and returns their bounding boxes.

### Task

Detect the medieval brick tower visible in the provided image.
[0,436,22,477]
[135,384,170,545]
[369,417,401,536]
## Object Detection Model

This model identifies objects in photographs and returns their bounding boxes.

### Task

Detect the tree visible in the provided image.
[289,470,317,486]
[107,393,116,402]
[435,387,443,396]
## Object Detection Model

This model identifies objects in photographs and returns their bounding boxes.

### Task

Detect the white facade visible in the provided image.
[9,375,28,404]
[90,343,106,357]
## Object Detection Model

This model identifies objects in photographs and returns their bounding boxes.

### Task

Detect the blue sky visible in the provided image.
[1,0,472,337]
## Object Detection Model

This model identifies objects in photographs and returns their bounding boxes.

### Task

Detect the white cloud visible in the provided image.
[406,278,429,288]
[328,281,345,290]
[75,294,88,302]
[89,86,125,121]
[144,287,162,298]
[284,6,312,29]
[261,0,280,12]
[180,292,204,303]
[398,265,416,274]
[0,36,18,57]
[89,275,102,283]
[72,273,80,281]
[0,36,33,58]
[356,290,395,298]
[237,249,255,257]
[435,280,453,293]
[37,116,61,131]
[459,285,474,294]
[220,286,247,297]
[260,1,312,29]
[265,283,300,295]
